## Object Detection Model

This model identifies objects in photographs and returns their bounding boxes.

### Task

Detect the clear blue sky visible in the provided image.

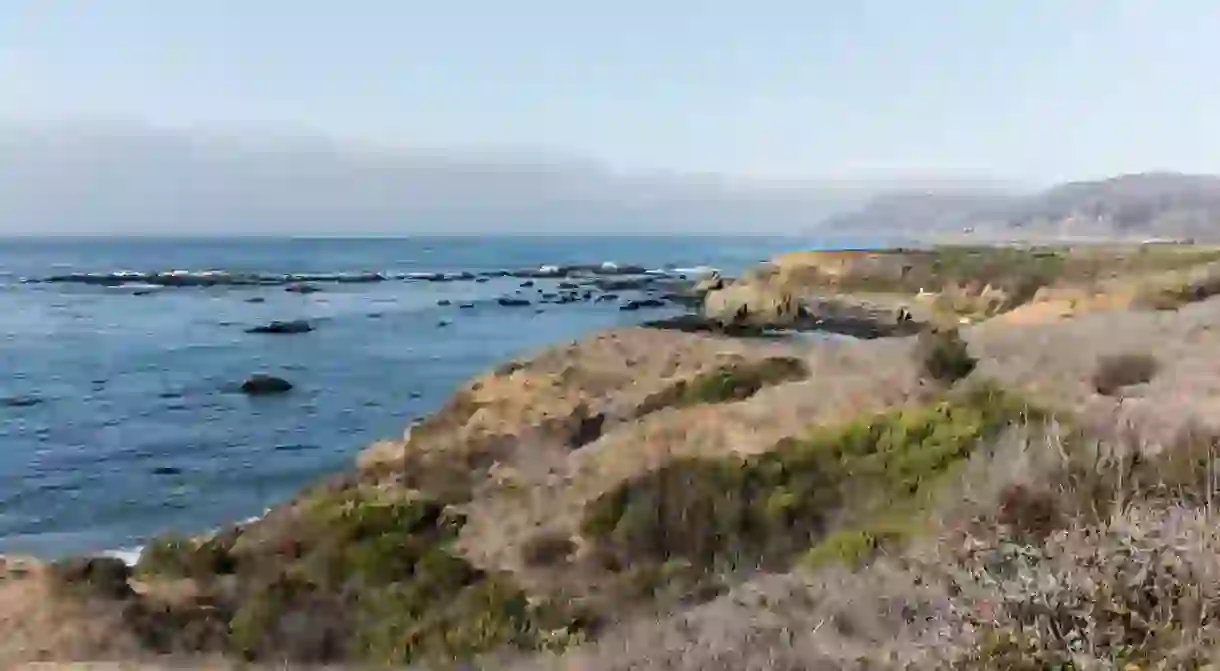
[2,0,1218,183]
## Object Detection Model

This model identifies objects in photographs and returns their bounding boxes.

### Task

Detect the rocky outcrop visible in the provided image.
[703,284,807,327]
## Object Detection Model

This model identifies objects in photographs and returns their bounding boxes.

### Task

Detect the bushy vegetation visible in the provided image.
[636,356,808,415]
[584,386,1040,585]
[1093,351,1159,396]
[914,327,977,383]
[1135,266,1220,310]
[137,532,237,579]
[130,487,588,665]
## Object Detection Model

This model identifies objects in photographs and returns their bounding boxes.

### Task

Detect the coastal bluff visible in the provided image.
[9,244,1220,669]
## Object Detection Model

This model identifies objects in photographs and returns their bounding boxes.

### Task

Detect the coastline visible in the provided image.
[9,241,1220,667]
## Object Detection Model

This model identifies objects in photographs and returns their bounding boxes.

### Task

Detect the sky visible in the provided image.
[1,1,1219,184]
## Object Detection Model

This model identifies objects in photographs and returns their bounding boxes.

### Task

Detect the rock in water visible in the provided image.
[240,375,294,395]
[284,283,321,294]
[620,298,667,311]
[245,319,313,334]
[2,395,42,408]
[498,297,532,307]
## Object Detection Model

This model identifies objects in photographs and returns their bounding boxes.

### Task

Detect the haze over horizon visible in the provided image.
[1,1,1218,234]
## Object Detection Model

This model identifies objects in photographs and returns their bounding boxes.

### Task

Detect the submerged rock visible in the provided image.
[284,283,321,294]
[240,375,294,395]
[2,395,42,408]
[245,319,313,334]
[498,297,532,307]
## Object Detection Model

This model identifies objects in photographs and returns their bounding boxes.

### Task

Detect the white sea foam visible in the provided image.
[671,265,719,276]
[102,546,144,567]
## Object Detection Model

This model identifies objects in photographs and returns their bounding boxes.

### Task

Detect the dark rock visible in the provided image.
[244,297,266,303]
[569,411,607,449]
[594,277,654,292]
[437,299,452,306]
[273,443,320,452]
[152,466,183,476]
[240,375,293,395]
[595,294,619,303]
[437,320,452,328]
[536,308,546,314]
[620,298,667,311]
[541,293,558,300]
[497,297,532,307]
[245,319,313,335]
[662,292,704,308]
[641,315,774,338]
[367,312,383,319]
[520,280,536,288]
[558,282,580,289]
[48,556,133,600]
[2,395,42,408]
[458,302,475,309]
[132,290,155,296]
[476,277,490,283]
[284,283,321,294]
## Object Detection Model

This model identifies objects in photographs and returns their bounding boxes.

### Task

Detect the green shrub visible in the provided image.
[636,356,808,415]
[202,487,590,665]
[915,328,977,383]
[356,578,537,664]
[803,529,890,569]
[584,388,1037,581]
[137,532,237,579]
[1093,352,1159,396]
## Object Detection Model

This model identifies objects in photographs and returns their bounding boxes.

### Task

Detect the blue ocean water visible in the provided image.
[0,236,866,558]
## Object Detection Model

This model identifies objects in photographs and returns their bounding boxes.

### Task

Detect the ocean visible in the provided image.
[0,235,871,560]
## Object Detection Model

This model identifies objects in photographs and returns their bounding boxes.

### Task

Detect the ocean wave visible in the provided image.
[28,263,694,287]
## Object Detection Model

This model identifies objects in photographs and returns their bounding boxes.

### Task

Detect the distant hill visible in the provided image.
[822,173,1220,242]
[0,122,873,236]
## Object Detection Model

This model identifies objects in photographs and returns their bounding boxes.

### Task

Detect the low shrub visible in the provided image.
[137,532,238,580]
[914,328,977,383]
[1135,267,1220,310]
[520,531,578,567]
[1093,352,1159,396]
[131,487,588,665]
[636,356,808,415]
[584,387,1039,584]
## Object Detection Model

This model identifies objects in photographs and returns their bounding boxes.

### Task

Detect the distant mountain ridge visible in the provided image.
[0,123,874,236]
[822,172,1220,241]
